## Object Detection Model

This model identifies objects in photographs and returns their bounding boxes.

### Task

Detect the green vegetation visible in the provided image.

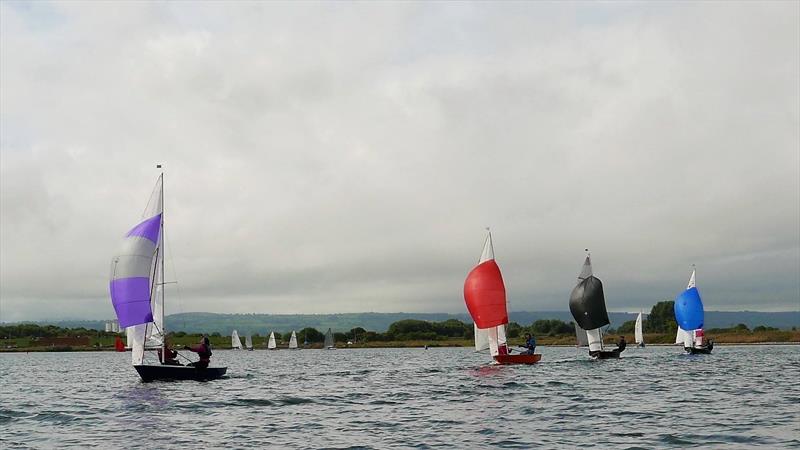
[2,311,798,352]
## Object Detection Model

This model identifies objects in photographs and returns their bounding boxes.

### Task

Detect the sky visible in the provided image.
[1,1,798,322]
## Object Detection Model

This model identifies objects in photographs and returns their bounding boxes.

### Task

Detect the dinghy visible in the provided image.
[569,252,621,359]
[267,332,277,350]
[674,267,713,354]
[245,335,254,351]
[464,229,540,365]
[288,331,299,350]
[109,169,226,381]
[635,311,645,348]
[231,330,243,350]
[324,328,336,349]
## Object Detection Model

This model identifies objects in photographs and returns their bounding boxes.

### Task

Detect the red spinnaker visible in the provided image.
[463,260,508,328]
[114,336,125,352]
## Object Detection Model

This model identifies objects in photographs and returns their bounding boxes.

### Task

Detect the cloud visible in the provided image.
[1,1,798,321]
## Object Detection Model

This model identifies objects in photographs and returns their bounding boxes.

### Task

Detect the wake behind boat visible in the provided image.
[464,229,540,365]
[109,168,226,382]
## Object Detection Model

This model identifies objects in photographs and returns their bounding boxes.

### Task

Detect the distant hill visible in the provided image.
[5,310,797,334]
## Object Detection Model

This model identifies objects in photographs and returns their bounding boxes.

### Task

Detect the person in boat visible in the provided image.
[158,337,181,366]
[617,335,627,353]
[184,335,212,369]
[522,333,536,355]
[706,338,714,351]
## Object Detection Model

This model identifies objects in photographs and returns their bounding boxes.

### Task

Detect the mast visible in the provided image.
[159,164,165,357]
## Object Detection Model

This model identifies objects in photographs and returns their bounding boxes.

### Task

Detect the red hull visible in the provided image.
[493,354,542,365]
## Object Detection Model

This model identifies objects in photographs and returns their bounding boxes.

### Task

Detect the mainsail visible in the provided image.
[324,328,334,348]
[245,335,253,350]
[464,230,509,359]
[568,254,610,352]
[110,176,164,365]
[635,312,644,345]
[231,330,243,350]
[268,332,277,350]
[289,331,298,349]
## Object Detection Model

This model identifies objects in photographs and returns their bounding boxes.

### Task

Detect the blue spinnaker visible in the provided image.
[674,287,704,330]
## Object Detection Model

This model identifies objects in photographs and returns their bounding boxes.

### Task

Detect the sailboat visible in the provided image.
[674,266,713,354]
[109,170,226,381]
[267,332,277,350]
[324,328,335,349]
[464,229,540,365]
[245,334,254,351]
[635,311,645,348]
[569,252,621,359]
[231,330,243,350]
[288,331,299,350]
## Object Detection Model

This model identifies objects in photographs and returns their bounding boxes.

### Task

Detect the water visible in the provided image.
[1,345,799,448]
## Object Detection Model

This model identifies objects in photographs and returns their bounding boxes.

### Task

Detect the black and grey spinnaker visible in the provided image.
[569,258,610,331]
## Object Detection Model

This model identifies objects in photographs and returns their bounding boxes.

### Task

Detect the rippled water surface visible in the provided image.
[2,345,799,448]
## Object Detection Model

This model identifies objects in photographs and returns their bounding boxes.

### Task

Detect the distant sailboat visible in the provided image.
[231,330,243,350]
[288,331,299,350]
[324,328,335,349]
[464,229,540,365]
[267,332,277,350]
[109,170,226,381]
[245,335,253,351]
[635,311,645,348]
[674,267,713,354]
[569,252,621,359]
[114,336,125,352]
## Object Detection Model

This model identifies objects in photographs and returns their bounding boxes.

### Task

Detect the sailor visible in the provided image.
[617,335,627,352]
[159,337,181,366]
[185,335,213,369]
[523,333,536,355]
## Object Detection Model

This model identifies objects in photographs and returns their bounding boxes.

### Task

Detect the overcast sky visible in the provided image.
[1,1,798,322]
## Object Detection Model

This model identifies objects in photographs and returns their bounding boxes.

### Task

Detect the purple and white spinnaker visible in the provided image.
[109,176,164,364]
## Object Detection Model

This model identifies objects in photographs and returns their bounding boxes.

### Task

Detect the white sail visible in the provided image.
[578,255,593,280]
[574,322,589,347]
[687,269,696,289]
[474,324,490,351]
[479,230,495,263]
[289,331,298,349]
[586,328,603,352]
[268,332,277,349]
[676,327,693,347]
[231,329,242,349]
[245,335,253,349]
[635,312,644,344]
[324,328,334,348]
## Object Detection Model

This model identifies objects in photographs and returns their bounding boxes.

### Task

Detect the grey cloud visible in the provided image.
[1,2,798,322]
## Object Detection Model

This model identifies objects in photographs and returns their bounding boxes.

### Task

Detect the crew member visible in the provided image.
[523,333,536,355]
[617,335,627,352]
[185,335,212,369]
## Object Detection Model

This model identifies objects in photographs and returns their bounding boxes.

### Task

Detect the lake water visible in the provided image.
[1,345,799,448]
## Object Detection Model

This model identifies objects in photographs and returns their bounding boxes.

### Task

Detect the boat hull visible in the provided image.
[590,349,621,359]
[494,354,542,365]
[685,346,712,354]
[134,365,227,382]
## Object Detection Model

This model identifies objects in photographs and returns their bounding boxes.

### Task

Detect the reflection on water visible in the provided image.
[2,346,799,448]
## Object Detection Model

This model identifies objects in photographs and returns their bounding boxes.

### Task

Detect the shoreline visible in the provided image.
[2,340,798,353]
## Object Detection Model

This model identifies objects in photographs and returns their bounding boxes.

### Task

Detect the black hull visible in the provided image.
[685,346,712,355]
[590,349,621,359]
[637,343,645,348]
[134,365,227,382]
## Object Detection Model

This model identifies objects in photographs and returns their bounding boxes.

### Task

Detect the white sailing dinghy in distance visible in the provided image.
[267,332,277,350]
[231,330,243,350]
[324,328,336,349]
[288,331,299,350]
[245,335,253,351]
[635,311,645,348]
